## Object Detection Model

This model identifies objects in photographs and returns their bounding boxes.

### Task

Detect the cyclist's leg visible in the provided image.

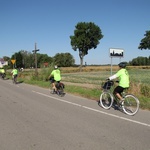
[14,74,18,83]
[113,86,124,102]
[49,80,54,94]
[12,75,15,83]
[52,80,57,93]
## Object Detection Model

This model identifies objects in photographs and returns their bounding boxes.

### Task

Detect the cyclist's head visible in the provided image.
[54,65,58,69]
[118,62,127,68]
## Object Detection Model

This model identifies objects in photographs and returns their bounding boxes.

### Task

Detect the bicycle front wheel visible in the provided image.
[49,83,54,94]
[99,91,113,109]
[122,94,140,116]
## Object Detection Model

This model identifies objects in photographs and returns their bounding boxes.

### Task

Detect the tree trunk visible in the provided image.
[79,50,84,72]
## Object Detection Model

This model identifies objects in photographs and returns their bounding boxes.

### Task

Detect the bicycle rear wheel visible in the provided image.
[57,85,65,97]
[99,91,113,109]
[12,77,16,84]
[122,94,140,116]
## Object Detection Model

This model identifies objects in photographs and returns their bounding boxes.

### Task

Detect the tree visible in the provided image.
[138,30,150,50]
[70,22,103,71]
[11,52,23,68]
[53,53,75,67]
[129,56,150,66]
[37,53,53,67]
[20,50,31,68]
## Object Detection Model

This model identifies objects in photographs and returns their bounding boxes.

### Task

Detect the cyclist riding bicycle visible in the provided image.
[107,62,130,103]
[0,67,6,79]
[48,65,61,93]
[11,67,18,83]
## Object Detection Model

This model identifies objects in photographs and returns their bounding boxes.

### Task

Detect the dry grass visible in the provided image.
[61,66,118,73]
[61,65,150,73]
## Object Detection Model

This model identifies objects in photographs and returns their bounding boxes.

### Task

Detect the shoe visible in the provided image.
[51,89,56,94]
[56,91,60,95]
[119,99,124,106]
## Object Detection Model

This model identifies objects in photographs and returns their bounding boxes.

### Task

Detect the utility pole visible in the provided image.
[32,43,39,76]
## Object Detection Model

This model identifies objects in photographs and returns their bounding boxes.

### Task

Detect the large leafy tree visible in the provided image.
[11,52,23,68]
[138,30,150,50]
[70,22,103,71]
[20,50,34,68]
[37,53,53,67]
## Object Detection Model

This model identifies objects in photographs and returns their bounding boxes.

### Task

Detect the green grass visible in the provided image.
[65,84,100,100]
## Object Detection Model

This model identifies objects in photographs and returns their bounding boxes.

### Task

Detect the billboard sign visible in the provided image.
[110,48,124,57]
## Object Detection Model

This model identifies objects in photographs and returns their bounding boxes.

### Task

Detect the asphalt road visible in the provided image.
[0,79,150,150]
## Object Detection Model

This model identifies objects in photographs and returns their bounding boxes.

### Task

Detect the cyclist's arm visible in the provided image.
[108,74,117,80]
[48,72,54,79]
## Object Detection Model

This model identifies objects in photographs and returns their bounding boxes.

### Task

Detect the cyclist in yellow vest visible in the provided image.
[49,65,61,93]
[108,62,129,102]
[11,68,18,83]
[1,68,5,74]
[0,67,6,79]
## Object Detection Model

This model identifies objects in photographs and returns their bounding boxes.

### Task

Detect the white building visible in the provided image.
[0,58,8,68]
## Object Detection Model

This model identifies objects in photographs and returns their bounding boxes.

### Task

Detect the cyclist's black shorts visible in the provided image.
[50,77,55,83]
[113,86,125,95]
[50,77,60,84]
[13,74,18,78]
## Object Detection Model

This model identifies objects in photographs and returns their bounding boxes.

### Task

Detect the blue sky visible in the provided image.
[0,0,150,65]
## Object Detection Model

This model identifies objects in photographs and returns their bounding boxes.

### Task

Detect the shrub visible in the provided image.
[140,84,150,97]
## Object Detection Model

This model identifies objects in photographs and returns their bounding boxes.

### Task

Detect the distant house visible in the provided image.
[0,58,8,68]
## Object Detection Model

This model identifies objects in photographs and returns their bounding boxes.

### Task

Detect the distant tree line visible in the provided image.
[3,50,75,69]
[129,56,150,66]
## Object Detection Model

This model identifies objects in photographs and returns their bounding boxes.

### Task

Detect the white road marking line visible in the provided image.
[32,90,150,128]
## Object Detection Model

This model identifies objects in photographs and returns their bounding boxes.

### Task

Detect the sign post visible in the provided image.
[32,43,39,76]
[109,48,124,75]
[11,59,16,69]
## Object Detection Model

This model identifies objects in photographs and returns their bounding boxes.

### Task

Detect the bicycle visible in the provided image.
[0,73,6,80]
[99,80,140,116]
[49,79,65,97]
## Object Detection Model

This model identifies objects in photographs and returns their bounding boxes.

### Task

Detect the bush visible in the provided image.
[140,84,150,97]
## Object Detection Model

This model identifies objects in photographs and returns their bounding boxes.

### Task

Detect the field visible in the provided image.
[8,65,150,110]
[60,66,150,96]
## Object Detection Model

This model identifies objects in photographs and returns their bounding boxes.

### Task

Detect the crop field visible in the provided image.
[61,67,150,86]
